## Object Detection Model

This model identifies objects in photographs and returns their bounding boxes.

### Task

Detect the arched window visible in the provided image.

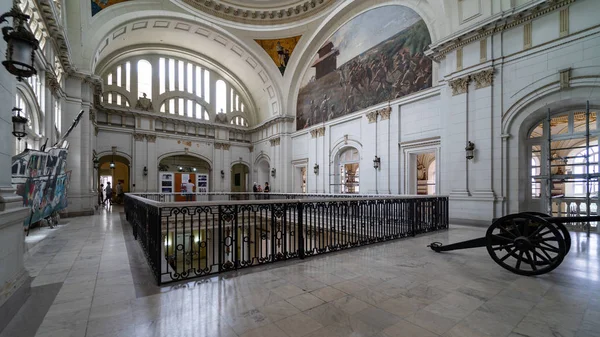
[531,157,541,198]
[137,60,152,99]
[230,116,248,127]
[572,147,599,196]
[216,80,226,114]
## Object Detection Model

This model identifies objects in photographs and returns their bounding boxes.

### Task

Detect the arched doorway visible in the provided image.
[231,163,249,193]
[416,152,436,195]
[524,108,599,232]
[158,155,211,200]
[256,160,270,191]
[99,154,130,202]
[334,147,360,194]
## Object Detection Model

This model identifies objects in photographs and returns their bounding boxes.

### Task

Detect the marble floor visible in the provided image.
[1,207,599,337]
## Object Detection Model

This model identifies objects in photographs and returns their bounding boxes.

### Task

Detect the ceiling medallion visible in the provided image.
[181,0,335,25]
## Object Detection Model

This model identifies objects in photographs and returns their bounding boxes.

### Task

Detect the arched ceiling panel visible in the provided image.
[85,13,283,124]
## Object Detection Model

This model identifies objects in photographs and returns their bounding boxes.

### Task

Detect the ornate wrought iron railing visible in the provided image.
[124,193,449,285]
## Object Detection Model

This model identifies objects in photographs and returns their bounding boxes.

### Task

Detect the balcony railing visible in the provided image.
[124,193,449,285]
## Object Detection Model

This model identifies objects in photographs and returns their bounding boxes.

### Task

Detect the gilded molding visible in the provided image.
[449,76,471,95]
[473,68,494,89]
[181,0,335,26]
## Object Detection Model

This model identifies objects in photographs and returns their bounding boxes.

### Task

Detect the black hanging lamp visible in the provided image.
[12,107,27,140]
[1,6,39,81]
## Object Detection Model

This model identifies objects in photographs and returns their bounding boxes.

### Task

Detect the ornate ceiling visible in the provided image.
[179,0,336,25]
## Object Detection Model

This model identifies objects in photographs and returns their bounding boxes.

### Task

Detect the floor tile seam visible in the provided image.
[81,217,107,337]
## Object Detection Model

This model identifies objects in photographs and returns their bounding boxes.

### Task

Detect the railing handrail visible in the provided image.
[125,192,448,207]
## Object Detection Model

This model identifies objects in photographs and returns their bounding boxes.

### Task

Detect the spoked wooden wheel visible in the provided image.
[486,213,566,276]
[519,212,571,257]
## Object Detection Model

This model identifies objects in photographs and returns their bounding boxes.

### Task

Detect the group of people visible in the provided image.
[98,181,124,206]
[252,182,270,193]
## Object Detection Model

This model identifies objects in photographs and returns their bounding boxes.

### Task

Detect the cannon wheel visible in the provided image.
[520,212,571,257]
[486,213,566,276]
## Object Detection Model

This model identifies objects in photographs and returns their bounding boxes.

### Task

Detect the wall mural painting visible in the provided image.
[296,5,432,130]
[91,0,130,16]
[255,36,302,75]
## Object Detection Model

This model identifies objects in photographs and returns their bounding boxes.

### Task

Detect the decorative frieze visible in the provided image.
[449,76,471,96]
[473,69,494,89]
[269,137,281,146]
[146,135,156,143]
[426,0,576,61]
[133,133,146,142]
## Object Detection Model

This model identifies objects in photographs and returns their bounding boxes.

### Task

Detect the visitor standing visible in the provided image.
[116,182,124,204]
[185,179,195,201]
[264,182,270,193]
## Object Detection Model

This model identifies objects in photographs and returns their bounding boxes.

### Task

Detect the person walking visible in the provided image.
[104,182,113,206]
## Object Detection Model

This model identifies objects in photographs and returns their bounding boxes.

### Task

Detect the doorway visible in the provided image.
[231,164,249,193]
[335,147,360,194]
[416,152,436,195]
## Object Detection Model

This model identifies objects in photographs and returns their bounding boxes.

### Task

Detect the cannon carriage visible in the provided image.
[428,212,599,276]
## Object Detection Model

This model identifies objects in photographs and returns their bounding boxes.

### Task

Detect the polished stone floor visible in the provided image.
[1,207,599,337]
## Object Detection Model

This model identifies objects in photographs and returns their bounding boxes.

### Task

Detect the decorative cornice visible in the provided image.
[449,76,471,96]
[426,0,576,61]
[36,0,74,73]
[269,137,281,146]
[180,0,335,26]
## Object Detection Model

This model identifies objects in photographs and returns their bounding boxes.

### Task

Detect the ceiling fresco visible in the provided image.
[255,36,302,75]
[91,0,130,16]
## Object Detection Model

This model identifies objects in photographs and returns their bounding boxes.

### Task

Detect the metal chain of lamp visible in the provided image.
[12,107,27,140]
[1,5,39,81]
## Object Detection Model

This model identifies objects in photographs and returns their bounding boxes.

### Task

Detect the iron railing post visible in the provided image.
[298,202,305,259]
[271,203,276,261]
[156,207,162,286]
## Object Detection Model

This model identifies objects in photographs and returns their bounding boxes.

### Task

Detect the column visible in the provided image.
[0,0,31,320]
[146,135,157,192]
[62,76,94,216]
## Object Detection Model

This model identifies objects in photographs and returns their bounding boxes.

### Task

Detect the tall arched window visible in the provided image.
[137,60,152,99]
[572,147,599,196]
[216,80,226,114]
[531,157,541,198]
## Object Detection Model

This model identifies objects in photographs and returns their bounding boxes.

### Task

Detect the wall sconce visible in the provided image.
[1,6,39,81]
[92,156,100,170]
[143,166,148,176]
[12,107,27,140]
[373,155,381,170]
[271,168,276,177]
[465,141,475,160]
[220,170,225,179]
[313,163,319,175]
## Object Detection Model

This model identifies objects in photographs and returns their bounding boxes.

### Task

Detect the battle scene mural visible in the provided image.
[296,5,432,130]
[91,0,130,16]
[255,36,302,75]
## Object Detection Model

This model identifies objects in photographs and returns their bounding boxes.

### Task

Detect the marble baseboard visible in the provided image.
[449,218,490,227]
[59,209,95,218]
[0,274,31,334]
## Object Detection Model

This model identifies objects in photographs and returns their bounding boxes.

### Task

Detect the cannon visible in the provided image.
[428,212,599,276]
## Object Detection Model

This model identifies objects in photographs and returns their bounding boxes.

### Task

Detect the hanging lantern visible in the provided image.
[12,107,27,140]
[1,6,39,81]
